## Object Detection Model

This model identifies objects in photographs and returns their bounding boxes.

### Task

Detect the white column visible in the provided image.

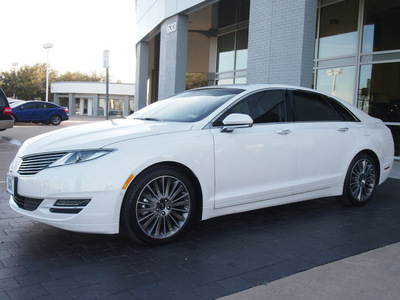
[88,98,93,115]
[79,98,85,115]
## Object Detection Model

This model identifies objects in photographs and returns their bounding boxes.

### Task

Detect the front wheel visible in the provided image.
[50,115,61,125]
[121,167,195,245]
[339,154,377,207]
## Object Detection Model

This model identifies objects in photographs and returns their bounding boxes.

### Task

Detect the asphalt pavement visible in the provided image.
[0,116,399,300]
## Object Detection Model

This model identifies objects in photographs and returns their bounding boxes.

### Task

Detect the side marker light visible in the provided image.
[123,174,134,189]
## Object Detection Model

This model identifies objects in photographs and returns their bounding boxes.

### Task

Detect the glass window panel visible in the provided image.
[316,66,355,104]
[362,0,400,53]
[99,99,106,116]
[236,29,248,70]
[234,77,247,84]
[318,0,359,58]
[218,0,238,28]
[218,72,235,79]
[217,79,234,85]
[217,33,235,72]
[358,63,400,123]
[238,0,250,22]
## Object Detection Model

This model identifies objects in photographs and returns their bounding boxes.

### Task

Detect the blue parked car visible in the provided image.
[11,101,69,126]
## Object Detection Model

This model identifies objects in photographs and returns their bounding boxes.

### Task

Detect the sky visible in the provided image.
[1,0,136,83]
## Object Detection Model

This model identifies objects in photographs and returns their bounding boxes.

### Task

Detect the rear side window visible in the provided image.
[292,91,339,122]
[324,96,359,122]
[21,102,38,110]
[45,103,58,109]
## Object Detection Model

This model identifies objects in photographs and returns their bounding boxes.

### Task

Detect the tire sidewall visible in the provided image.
[121,166,195,245]
[51,115,61,125]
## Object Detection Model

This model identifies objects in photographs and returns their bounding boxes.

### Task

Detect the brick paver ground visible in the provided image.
[1,179,399,299]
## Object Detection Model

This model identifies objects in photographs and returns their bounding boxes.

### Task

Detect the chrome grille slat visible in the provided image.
[18,152,67,175]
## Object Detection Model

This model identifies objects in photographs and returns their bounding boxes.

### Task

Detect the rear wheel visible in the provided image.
[121,166,195,245]
[339,154,377,207]
[50,115,61,125]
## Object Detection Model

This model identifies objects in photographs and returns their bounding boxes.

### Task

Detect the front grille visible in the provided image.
[13,194,44,211]
[18,152,67,175]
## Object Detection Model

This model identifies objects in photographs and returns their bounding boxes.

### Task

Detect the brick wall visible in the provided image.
[247,0,317,88]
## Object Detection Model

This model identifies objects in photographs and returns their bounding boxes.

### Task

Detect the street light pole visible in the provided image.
[103,50,110,120]
[11,62,18,99]
[43,43,53,102]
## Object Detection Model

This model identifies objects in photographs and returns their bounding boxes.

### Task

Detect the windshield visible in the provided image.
[129,88,243,122]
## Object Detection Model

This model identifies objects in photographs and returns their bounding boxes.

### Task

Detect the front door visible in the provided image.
[210,89,297,209]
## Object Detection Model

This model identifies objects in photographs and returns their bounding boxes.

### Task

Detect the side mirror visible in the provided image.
[221,113,253,132]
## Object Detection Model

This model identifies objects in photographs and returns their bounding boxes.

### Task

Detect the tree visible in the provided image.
[0,64,55,100]
[186,73,209,90]
[56,71,105,82]
[0,65,104,100]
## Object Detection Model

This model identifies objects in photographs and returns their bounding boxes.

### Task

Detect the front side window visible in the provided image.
[214,90,286,126]
[21,103,38,110]
[292,91,339,122]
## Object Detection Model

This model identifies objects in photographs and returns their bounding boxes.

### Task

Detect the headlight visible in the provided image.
[49,149,115,167]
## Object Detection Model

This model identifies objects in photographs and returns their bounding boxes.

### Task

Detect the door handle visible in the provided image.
[336,127,349,132]
[275,129,292,135]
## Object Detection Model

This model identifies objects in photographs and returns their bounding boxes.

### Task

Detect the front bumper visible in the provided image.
[8,152,131,234]
[0,119,14,130]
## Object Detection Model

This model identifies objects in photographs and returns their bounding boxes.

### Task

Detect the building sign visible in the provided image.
[167,22,177,34]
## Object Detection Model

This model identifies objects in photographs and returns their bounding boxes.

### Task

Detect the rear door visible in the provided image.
[36,102,49,121]
[290,90,361,194]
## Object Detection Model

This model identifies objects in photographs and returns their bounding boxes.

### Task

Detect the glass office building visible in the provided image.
[135,0,400,157]
[314,0,400,156]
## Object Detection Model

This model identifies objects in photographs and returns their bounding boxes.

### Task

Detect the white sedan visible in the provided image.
[6,85,394,245]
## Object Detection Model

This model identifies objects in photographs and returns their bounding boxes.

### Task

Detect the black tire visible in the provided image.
[50,115,61,126]
[339,153,377,207]
[121,166,196,245]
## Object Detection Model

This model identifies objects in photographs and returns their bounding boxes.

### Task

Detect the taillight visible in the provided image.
[4,107,12,116]
[63,107,69,113]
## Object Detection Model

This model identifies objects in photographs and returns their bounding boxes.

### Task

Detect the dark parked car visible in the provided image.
[11,101,69,125]
[0,88,13,131]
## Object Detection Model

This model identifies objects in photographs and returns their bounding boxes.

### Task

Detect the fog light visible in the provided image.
[50,199,91,214]
[54,199,91,207]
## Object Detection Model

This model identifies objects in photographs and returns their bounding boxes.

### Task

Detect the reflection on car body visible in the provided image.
[11,100,69,125]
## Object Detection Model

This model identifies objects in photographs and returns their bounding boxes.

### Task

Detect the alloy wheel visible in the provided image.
[135,175,191,239]
[350,158,376,202]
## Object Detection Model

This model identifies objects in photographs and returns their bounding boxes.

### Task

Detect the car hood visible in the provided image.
[18,119,193,156]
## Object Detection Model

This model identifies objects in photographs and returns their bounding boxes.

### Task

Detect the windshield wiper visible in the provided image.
[133,117,162,121]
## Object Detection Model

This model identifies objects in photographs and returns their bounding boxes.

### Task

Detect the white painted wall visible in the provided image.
[51,82,135,96]
[136,0,208,42]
